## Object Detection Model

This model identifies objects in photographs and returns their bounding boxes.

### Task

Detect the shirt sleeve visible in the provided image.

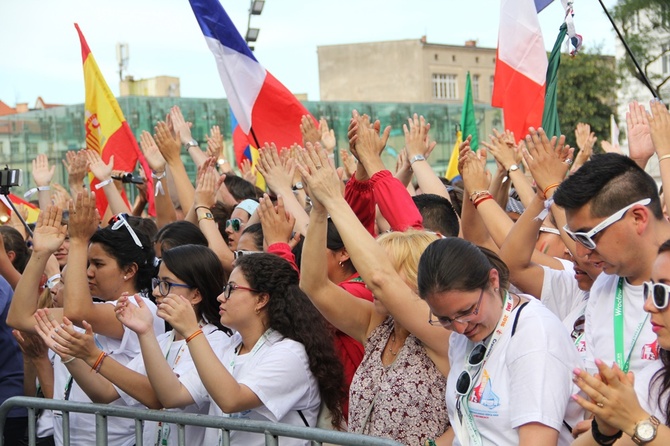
[267,243,299,273]
[370,170,423,231]
[344,175,376,236]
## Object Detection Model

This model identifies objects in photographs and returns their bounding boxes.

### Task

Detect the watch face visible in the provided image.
[636,421,656,441]
[509,164,519,171]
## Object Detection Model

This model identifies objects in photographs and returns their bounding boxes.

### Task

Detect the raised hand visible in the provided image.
[157,293,199,339]
[33,309,72,360]
[461,149,490,195]
[154,121,182,165]
[194,159,218,209]
[84,150,113,182]
[258,194,295,246]
[300,115,321,147]
[573,123,597,168]
[169,106,194,145]
[139,131,167,173]
[115,294,156,335]
[45,316,99,364]
[649,99,670,159]
[63,150,89,188]
[67,191,100,242]
[457,135,473,175]
[239,158,258,185]
[296,143,342,208]
[31,206,67,255]
[319,117,337,153]
[404,113,436,160]
[32,154,56,187]
[206,125,224,160]
[256,143,294,194]
[481,129,518,171]
[51,184,72,209]
[340,149,357,180]
[627,101,655,167]
[522,127,573,193]
[601,140,624,155]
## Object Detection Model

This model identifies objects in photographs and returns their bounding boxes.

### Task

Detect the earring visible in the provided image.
[123,275,127,280]
[338,261,344,267]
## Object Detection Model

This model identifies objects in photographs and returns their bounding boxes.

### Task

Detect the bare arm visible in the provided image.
[518,422,560,446]
[155,121,195,213]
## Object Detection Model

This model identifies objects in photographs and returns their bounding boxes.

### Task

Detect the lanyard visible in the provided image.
[613,278,649,373]
[455,291,515,446]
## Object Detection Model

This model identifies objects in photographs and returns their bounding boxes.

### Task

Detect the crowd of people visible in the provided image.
[1,100,670,446]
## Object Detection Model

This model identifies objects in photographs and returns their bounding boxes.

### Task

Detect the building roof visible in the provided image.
[0,100,16,116]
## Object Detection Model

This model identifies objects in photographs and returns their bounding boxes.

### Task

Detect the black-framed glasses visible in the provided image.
[571,314,586,341]
[428,288,485,328]
[151,278,192,297]
[562,198,651,250]
[221,282,259,301]
[643,281,670,310]
[225,218,243,232]
[109,213,143,248]
[456,343,487,395]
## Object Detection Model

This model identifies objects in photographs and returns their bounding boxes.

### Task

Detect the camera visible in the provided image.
[111,172,144,185]
[0,166,21,189]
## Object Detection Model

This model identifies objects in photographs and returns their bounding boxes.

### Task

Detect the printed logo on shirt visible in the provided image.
[469,370,500,412]
[576,339,586,353]
[641,340,660,361]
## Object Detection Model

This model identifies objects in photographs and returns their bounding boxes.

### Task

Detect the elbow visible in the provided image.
[366,269,389,296]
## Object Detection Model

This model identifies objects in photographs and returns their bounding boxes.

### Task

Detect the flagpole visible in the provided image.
[596,0,659,98]
[249,126,261,148]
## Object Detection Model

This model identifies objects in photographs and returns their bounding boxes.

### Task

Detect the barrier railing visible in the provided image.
[0,396,402,446]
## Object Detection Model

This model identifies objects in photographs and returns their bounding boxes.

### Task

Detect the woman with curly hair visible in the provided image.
[118,252,346,445]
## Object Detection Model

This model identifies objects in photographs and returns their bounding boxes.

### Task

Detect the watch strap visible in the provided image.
[591,418,623,445]
[409,154,426,166]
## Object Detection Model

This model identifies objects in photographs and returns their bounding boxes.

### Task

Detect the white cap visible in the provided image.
[235,199,259,217]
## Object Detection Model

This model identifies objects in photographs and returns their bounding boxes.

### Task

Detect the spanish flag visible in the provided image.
[74,24,154,216]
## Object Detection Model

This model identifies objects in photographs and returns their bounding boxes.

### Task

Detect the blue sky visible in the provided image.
[0,0,618,106]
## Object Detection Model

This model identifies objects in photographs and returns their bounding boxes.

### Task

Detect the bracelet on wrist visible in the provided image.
[151,171,166,180]
[61,356,76,365]
[473,195,493,209]
[91,351,108,373]
[194,205,211,212]
[591,418,623,445]
[542,182,561,198]
[469,190,491,202]
[185,329,203,343]
[659,154,670,163]
[24,185,51,198]
[94,178,113,190]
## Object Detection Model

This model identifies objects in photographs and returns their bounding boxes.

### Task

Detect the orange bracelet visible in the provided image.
[91,351,107,373]
[185,329,203,343]
[473,195,493,209]
[542,182,561,198]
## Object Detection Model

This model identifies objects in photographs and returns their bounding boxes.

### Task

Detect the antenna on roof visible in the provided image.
[116,43,129,81]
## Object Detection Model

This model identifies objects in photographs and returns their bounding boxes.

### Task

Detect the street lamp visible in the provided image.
[250,1,264,15]
[245,0,264,50]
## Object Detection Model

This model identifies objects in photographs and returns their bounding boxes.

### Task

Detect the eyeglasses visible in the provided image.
[221,282,259,301]
[643,281,670,310]
[428,288,485,328]
[571,314,586,341]
[151,278,192,297]
[109,213,143,248]
[563,198,651,250]
[225,218,243,232]
[456,343,487,395]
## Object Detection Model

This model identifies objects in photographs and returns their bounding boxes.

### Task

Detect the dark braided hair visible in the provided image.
[234,253,345,428]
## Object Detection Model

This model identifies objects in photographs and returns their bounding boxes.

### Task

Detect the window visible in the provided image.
[490,75,495,99]
[432,74,458,100]
[663,42,670,75]
[472,75,480,101]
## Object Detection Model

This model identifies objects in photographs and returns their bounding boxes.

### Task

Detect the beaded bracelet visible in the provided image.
[469,190,490,202]
[91,351,108,373]
[473,195,494,209]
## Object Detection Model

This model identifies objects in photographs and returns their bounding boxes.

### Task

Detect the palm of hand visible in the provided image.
[629,123,655,159]
[117,303,153,334]
[32,226,65,253]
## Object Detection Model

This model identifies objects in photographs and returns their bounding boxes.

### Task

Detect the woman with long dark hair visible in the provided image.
[572,240,670,446]
[114,252,346,445]
[36,244,231,446]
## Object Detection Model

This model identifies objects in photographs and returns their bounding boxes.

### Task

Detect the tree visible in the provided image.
[612,0,670,99]
[556,47,618,149]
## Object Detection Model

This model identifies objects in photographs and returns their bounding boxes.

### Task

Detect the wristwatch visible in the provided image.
[632,416,660,444]
[507,164,519,174]
[292,182,304,191]
[410,154,426,166]
[184,139,199,151]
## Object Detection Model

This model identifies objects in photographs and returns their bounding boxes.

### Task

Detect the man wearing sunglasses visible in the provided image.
[554,153,670,381]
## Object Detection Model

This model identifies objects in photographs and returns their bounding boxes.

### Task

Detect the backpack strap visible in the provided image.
[511,301,529,337]
[297,409,309,427]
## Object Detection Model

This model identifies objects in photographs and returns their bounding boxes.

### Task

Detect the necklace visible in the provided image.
[388,331,399,356]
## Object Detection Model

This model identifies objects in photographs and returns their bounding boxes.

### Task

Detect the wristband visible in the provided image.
[659,154,670,163]
[61,356,76,365]
[591,418,623,445]
[94,178,113,190]
[469,190,491,202]
[194,205,211,212]
[151,171,166,180]
[542,182,561,198]
[91,351,108,373]
[473,195,493,209]
[24,186,51,198]
[185,329,203,343]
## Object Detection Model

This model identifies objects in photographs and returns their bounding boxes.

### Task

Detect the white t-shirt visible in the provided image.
[35,349,56,438]
[447,297,584,446]
[584,274,660,376]
[541,264,589,360]
[634,360,667,422]
[52,296,164,446]
[115,324,233,446]
[181,329,321,446]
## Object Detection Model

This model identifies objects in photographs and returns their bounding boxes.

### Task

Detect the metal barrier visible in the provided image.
[0,396,403,446]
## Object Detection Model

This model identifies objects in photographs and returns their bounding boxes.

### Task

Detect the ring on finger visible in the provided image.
[565,158,573,165]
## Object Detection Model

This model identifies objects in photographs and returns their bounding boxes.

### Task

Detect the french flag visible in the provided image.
[188,0,314,150]
[492,0,548,141]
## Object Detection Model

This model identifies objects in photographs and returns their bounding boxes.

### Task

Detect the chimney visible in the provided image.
[465,40,477,47]
[15,103,29,114]
[420,35,427,44]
